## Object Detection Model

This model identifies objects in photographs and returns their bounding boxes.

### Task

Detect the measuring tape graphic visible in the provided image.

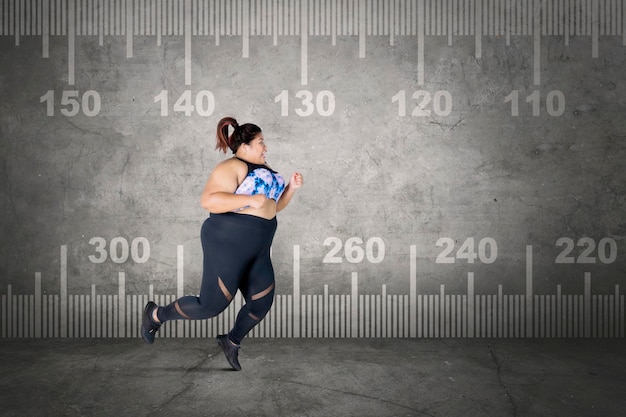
[2,0,624,86]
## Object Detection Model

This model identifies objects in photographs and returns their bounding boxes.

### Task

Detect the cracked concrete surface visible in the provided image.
[488,343,518,416]
[1,338,624,417]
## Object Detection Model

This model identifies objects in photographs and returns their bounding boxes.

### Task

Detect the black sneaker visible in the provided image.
[141,301,161,344]
[217,334,241,371]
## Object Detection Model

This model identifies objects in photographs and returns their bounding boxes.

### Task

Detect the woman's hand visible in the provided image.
[247,194,269,209]
[289,172,304,190]
[276,172,303,213]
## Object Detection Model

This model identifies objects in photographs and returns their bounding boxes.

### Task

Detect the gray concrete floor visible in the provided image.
[0,338,624,417]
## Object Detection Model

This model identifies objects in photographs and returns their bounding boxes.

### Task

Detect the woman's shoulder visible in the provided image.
[216,157,247,169]
[212,157,249,180]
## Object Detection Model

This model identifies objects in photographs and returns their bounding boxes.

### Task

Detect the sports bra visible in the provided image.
[233,157,286,202]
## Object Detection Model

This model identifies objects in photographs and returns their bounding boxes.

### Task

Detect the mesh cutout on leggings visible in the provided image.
[248,283,275,321]
[218,277,233,301]
[251,283,274,301]
[174,301,191,319]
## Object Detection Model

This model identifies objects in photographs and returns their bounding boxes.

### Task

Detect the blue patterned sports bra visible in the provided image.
[233,157,286,202]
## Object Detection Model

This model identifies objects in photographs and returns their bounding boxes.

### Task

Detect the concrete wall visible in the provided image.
[1,0,624,338]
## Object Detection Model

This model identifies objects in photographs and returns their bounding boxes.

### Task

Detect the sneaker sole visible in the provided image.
[141,302,158,344]
[217,336,242,371]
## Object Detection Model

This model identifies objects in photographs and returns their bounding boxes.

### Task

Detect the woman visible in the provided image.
[141,116,303,371]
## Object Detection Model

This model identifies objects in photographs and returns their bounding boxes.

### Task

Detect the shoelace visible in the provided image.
[148,322,161,333]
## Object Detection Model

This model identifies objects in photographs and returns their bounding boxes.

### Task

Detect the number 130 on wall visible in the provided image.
[275,90,335,117]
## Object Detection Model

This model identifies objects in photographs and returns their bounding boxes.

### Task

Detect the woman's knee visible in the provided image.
[192,276,237,319]
[176,295,230,320]
[247,283,275,319]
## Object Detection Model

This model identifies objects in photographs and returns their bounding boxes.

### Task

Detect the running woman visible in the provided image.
[141,116,304,371]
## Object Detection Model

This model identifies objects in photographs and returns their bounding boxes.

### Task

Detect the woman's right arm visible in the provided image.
[200,161,267,213]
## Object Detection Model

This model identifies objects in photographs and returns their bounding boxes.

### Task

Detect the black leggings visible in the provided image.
[156,212,277,345]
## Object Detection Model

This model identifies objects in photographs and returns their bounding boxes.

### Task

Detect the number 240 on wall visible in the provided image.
[436,237,498,264]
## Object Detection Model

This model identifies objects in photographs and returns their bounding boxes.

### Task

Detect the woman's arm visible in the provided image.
[201,161,267,213]
[276,172,303,213]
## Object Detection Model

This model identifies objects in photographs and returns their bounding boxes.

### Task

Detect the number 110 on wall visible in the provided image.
[505,90,565,116]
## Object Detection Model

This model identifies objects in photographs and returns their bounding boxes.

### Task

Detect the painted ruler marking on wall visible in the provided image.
[1,0,624,86]
[1,244,624,338]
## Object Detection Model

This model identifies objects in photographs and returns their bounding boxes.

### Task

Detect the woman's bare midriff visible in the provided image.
[236,199,277,220]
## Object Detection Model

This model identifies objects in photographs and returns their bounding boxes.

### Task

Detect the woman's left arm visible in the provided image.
[276,172,304,212]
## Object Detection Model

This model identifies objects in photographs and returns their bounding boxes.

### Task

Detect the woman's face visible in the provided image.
[241,133,267,164]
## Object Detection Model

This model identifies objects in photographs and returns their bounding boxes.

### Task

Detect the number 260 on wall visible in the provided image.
[323,237,385,264]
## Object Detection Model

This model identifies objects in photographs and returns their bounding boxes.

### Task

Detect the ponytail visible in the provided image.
[215,117,238,154]
[215,117,262,154]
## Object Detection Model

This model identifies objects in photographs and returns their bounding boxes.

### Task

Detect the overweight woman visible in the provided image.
[141,116,303,371]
